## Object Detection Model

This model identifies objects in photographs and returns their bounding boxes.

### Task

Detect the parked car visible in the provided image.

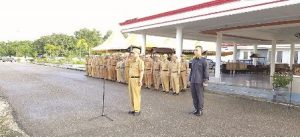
[206,59,215,70]
[2,57,16,62]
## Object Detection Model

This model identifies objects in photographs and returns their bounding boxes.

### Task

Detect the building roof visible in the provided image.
[119,0,237,26]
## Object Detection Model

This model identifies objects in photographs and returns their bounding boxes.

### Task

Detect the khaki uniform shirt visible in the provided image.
[153,61,161,72]
[144,58,153,72]
[129,58,144,77]
[180,60,189,73]
[170,60,180,74]
[160,60,170,71]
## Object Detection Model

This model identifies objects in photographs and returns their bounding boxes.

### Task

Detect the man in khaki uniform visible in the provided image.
[140,55,146,86]
[111,55,117,81]
[99,56,104,79]
[85,55,89,76]
[160,54,170,93]
[88,55,93,77]
[180,54,189,92]
[95,56,100,78]
[116,56,123,83]
[103,56,109,80]
[144,54,153,89]
[128,48,144,116]
[120,55,125,83]
[107,56,112,80]
[153,54,161,90]
[91,56,96,77]
[170,55,181,95]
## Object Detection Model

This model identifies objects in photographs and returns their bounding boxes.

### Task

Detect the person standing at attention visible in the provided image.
[189,46,209,116]
[128,48,144,116]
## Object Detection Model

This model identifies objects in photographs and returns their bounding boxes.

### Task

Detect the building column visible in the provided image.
[270,40,276,76]
[253,45,258,66]
[233,44,237,62]
[215,32,222,78]
[175,26,183,58]
[141,34,146,55]
[290,43,295,70]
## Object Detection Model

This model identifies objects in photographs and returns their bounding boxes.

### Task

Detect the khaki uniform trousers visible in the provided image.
[116,68,121,82]
[171,72,180,94]
[88,65,92,76]
[161,71,170,92]
[99,66,102,78]
[125,67,129,83]
[153,70,160,90]
[85,64,89,75]
[180,71,188,91]
[145,70,152,88]
[128,77,142,112]
[107,66,112,80]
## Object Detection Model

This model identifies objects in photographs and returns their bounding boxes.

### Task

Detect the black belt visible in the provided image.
[146,69,151,70]
[155,69,160,71]
[181,70,186,72]
[131,76,140,78]
[163,70,168,71]
[172,71,178,73]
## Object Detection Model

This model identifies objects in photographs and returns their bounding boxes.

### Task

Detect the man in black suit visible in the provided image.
[189,46,209,116]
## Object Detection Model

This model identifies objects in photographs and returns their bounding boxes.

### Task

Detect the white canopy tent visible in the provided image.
[92,30,131,52]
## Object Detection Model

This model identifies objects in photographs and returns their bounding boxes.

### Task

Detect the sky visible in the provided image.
[0,0,210,41]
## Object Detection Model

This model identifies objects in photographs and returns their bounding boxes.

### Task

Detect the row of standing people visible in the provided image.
[85,53,190,95]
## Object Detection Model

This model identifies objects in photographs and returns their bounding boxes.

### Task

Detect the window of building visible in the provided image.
[244,52,248,59]
[277,51,283,63]
[268,51,271,62]
[295,51,299,64]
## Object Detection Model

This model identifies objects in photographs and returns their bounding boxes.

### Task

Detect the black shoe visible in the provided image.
[189,110,198,114]
[133,111,141,116]
[172,92,176,95]
[194,111,203,116]
[176,93,179,95]
[128,111,135,114]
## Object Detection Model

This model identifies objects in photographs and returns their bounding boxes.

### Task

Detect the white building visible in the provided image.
[237,45,300,66]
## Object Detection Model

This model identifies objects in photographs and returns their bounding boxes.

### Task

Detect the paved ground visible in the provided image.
[1,62,300,137]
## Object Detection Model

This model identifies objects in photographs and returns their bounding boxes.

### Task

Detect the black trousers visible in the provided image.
[190,83,204,111]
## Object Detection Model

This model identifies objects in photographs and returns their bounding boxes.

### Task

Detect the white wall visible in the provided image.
[282,50,290,64]
[298,51,300,64]
[267,49,300,64]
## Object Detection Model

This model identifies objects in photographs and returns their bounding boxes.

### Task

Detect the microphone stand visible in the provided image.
[101,76,113,121]
[89,66,113,121]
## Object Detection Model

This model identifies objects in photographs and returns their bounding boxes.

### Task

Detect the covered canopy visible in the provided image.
[92,30,130,52]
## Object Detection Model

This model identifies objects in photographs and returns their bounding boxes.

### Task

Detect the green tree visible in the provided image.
[33,34,76,57]
[0,42,6,56]
[5,41,17,57]
[44,44,60,58]
[76,39,88,59]
[74,28,102,55]
[15,41,33,58]
[103,30,112,41]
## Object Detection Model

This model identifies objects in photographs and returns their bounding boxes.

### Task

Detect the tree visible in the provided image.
[103,30,112,41]
[44,44,60,58]
[76,39,88,59]
[15,41,33,58]
[33,34,76,57]
[0,42,5,56]
[74,28,102,55]
[5,41,17,57]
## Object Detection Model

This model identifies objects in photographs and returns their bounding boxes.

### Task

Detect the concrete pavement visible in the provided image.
[0,62,300,137]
